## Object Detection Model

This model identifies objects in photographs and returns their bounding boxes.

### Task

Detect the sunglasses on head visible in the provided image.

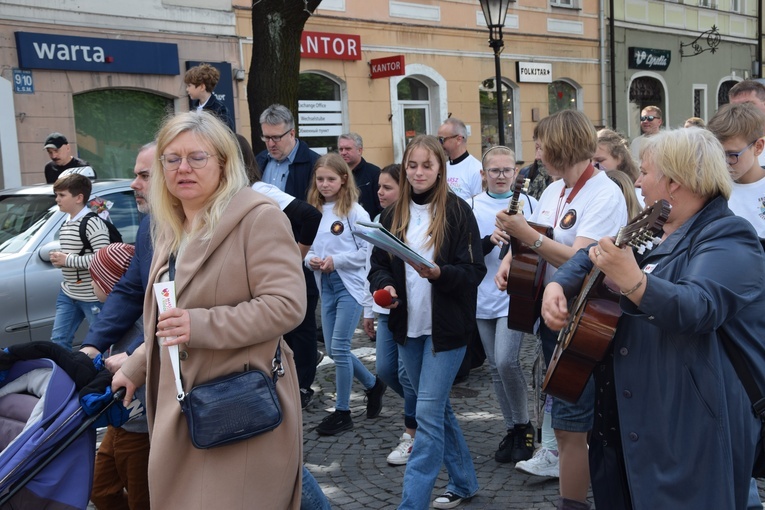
[640,115,660,122]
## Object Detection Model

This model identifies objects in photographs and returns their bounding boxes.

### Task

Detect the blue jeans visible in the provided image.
[51,290,101,351]
[301,466,331,510]
[747,478,761,509]
[398,335,478,509]
[476,318,529,429]
[376,314,417,430]
[321,272,376,411]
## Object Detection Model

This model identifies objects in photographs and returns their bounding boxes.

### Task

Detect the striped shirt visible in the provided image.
[59,208,110,302]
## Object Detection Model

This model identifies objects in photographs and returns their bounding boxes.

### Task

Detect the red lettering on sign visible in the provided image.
[300,31,361,61]
[369,55,406,79]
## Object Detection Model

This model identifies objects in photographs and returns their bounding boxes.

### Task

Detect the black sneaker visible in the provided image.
[433,491,471,509]
[300,388,314,410]
[511,421,535,462]
[364,376,387,418]
[494,429,516,463]
[316,410,353,436]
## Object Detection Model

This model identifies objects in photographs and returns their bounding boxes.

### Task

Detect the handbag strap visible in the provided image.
[719,327,765,420]
[166,255,284,403]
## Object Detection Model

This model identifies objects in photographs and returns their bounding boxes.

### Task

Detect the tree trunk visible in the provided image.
[248,0,322,155]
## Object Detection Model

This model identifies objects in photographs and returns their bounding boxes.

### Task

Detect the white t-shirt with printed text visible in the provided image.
[530,171,628,285]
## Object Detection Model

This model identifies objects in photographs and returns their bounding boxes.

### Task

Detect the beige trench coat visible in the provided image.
[121,188,307,509]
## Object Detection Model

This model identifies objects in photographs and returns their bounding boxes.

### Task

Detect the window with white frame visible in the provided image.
[298,72,345,154]
[550,0,576,7]
[730,0,740,13]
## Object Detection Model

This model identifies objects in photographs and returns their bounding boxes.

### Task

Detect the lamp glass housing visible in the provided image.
[479,0,511,29]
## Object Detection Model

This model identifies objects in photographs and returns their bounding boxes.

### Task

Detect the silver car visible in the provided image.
[0,180,142,348]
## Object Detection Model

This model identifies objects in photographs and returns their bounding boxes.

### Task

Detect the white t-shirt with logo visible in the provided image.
[530,171,628,285]
[472,191,537,319]
[446,154,483,201]
[729,178,765,238]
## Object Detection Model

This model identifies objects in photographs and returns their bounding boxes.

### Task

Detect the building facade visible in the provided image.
[608,0,761,140]
[235,0,603,167]
[0,0,243,186]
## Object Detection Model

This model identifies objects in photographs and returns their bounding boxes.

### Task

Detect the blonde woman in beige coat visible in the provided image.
[113,112,307,509]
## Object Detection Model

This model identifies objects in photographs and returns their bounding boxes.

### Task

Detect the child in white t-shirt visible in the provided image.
[305,153,385,436]
[707,102,765,239]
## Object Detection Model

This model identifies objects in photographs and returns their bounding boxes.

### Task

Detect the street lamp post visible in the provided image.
[479,0,511,146]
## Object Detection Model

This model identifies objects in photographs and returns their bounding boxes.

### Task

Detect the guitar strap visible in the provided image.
[554,163,596,228]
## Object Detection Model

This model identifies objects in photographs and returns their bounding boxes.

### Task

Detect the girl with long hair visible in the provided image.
[369,135,485,509]
[306,153,386,436]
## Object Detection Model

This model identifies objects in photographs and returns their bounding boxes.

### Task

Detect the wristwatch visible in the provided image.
[531,234,544,249]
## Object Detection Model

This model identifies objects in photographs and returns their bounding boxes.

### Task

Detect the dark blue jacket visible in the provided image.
[198,94,235,133]
[368,193,486,352]
[352,158,382,218]
[82,215,153,354]
[255,139,319,201]
[553,196,765,509]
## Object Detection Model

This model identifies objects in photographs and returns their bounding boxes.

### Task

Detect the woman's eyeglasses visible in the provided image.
[640,115,660,122]
[725,140,758,165]
[159,151,216,171]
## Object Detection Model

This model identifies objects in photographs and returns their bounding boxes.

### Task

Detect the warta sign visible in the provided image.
[14,32,179,75]
[369,55,405,79]
[300,31,361,61]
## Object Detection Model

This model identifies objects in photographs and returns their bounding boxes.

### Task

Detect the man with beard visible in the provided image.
[43,132,94,183]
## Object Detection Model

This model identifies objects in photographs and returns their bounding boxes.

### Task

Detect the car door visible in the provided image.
[21,186,141,346]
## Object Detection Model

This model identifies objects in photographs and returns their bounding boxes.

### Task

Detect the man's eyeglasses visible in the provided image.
[261,128,292,143]
[485,167,515,178]
[640,115,660,122]
[725,140,758,165]
[159,151,216,171]
[438,134,460,144]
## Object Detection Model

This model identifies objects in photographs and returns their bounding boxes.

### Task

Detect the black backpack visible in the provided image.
[78,212,122,256]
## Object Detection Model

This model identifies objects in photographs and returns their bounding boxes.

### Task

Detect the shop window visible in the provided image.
[398,78,431,146]
[298,72,345,154]
[72,90,171,179]
[479,78,518,156]
[548,80,578,115]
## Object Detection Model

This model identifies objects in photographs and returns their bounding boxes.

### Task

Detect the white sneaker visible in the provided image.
[515,447,559,478]
[386,433,414,465]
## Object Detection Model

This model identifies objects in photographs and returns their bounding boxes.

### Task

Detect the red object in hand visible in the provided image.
[373,289,397,307]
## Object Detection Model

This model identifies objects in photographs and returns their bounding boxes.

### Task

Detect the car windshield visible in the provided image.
[0,195,58,254]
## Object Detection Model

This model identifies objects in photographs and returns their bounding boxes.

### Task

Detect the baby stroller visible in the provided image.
[0,353,123,510]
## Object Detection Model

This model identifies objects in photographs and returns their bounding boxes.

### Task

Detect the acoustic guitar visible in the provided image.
[501,176,554,334]
[542,200,671,403]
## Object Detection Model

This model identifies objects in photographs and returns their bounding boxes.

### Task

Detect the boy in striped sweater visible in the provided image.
[49,174,110,350]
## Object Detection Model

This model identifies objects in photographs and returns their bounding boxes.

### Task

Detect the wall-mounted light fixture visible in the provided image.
[233,68,246,81]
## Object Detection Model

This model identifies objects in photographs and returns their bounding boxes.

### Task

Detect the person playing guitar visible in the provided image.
[494,110,628,510]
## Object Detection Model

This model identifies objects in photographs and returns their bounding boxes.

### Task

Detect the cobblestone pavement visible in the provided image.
[303,328,564,510]
[305,325,765,510]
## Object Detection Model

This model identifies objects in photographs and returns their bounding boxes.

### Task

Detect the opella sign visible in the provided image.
[15,32,179,75]
[628,47,671,71]
[369,55,405,79]
[300,31,361,61]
